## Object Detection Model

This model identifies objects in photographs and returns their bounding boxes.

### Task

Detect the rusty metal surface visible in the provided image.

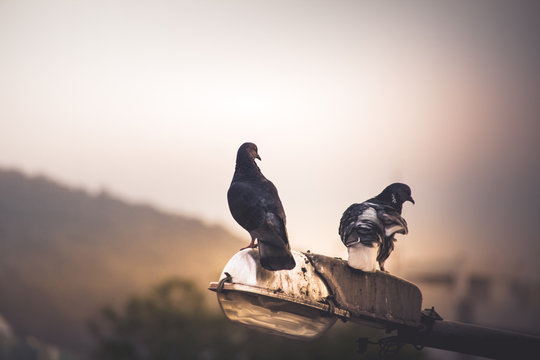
[209,249,342,339]
[305,253,422,327]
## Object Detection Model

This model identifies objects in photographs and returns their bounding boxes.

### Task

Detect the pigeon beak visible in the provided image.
[256,154,261,161]
[408,196,415,204]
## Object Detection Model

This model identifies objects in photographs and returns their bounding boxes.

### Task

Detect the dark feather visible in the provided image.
[227,143,295,271]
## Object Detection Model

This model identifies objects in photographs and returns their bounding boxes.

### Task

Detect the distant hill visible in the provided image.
[0,168,243,355]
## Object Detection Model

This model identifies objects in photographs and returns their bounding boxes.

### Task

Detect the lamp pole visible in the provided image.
[391,308,540,359]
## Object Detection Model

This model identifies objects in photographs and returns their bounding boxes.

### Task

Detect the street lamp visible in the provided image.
[209,249,540,358]
[209,249,421,337]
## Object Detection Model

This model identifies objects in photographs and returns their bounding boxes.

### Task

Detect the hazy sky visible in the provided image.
[2,1,539,276]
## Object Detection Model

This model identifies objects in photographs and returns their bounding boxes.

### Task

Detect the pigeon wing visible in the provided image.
[373,204,408,269]
[375,205,409,237]
[339,202,383,247]
[256,179,295,270]
[227,181,266,232]
[258,179,288,238]
[376,234,396,266]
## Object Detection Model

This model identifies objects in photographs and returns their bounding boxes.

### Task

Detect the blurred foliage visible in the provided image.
[88,277,423,360]
[0,334,80,360]
[0,169,241,353]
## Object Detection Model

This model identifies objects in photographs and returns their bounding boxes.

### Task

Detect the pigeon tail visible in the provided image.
[347,242,379,272]
[258,243,296,271]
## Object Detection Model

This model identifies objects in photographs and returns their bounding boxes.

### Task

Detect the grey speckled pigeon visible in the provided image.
[339,183,414,272]
[227,142,296,271]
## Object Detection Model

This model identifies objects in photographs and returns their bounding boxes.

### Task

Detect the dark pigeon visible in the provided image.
[339,183,414,272]
[227,142,296,271]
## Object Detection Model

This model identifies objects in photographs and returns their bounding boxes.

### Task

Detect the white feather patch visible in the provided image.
[356,206,378,222]
[347,242,379,272]
[385,223,408,237]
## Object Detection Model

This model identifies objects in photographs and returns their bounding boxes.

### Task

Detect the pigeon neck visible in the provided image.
[392,202,403,213]
[234,159,261,180]
[373,194,403,213]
